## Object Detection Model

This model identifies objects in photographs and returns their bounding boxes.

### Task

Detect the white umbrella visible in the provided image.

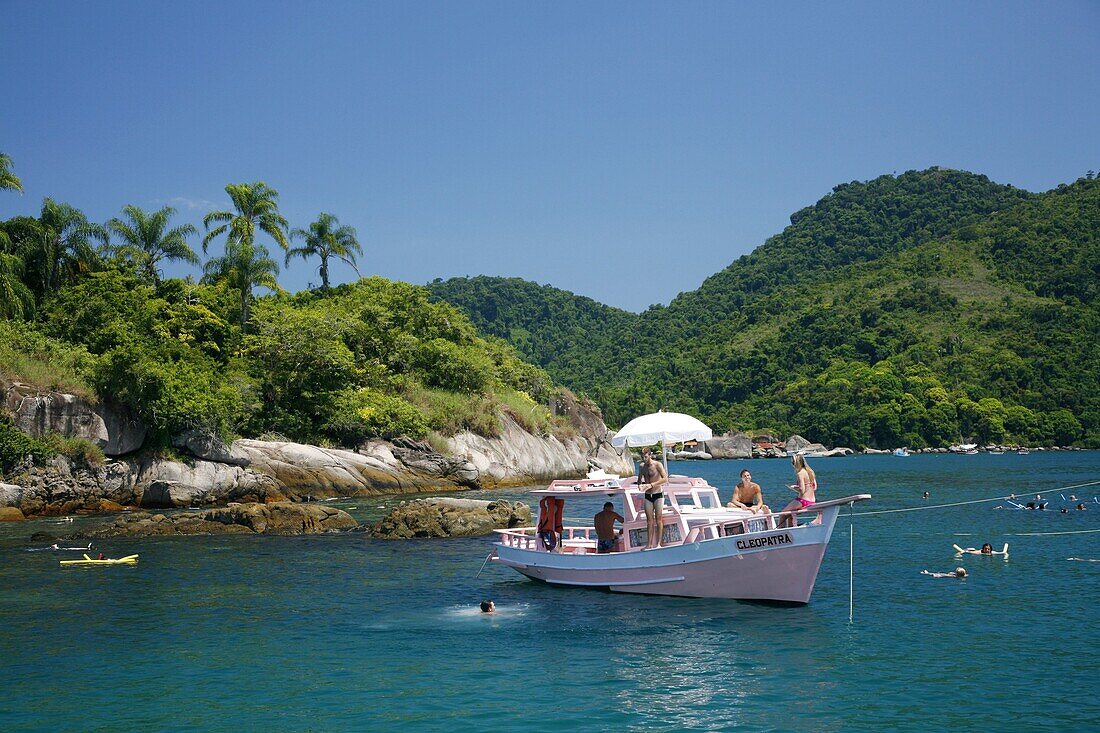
[611,410,713,469]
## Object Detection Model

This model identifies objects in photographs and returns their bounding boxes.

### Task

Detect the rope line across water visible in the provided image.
[850,479,1100,517]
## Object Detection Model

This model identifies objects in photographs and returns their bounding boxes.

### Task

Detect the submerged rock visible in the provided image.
[0,506,26,521]
[71,501,358,538]
[373,497,532,539]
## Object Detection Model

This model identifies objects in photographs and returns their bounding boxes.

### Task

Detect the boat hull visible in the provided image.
[495,508,841,604]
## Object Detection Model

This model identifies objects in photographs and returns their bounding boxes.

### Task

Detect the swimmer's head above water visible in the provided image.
[480,599,495,613]
[954,567,967,578]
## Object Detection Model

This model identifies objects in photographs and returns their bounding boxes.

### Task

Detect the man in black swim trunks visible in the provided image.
[638,447,668,549]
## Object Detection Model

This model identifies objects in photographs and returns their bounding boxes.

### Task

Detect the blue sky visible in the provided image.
[2,1,1098,312]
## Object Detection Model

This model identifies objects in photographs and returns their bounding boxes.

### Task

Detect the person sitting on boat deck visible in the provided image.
[727,469,770,514]
[480,600,495,614]
[777,454,817,528]
[594,502,625,553]
[97,552,105,560]
[921,567,967,579]
[638,447,668,549]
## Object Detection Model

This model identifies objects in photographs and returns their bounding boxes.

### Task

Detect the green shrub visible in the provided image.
[414,338,495,394]
[0,418,54,475]
[496,388,552,436]
[405,384,501,438]
[42,433,105,469]
[0,320,96,398]
[323,387,430,443]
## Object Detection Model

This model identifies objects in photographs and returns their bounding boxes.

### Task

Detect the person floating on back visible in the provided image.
[921,567,967,579]
[954,542,1008,556]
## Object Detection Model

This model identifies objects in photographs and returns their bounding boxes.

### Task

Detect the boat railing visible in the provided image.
[495,525,601,552]
[682,494,872,543]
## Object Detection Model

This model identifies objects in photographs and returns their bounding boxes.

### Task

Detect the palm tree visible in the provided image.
[33,198,107,296]
[0,152,23,192]
[202,181,289,255]
[107,205,199,282]
[287,213,363,291]
[0,251,34,318]
[201,239,281,332]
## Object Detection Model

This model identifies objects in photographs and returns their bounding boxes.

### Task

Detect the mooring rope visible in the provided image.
[851,479,1100,517]
[1005,528,1100,537]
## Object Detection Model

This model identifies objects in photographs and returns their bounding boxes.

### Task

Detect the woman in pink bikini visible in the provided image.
[777,454,817,528]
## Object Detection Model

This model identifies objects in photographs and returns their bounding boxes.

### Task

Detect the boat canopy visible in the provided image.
[530,478,627,497]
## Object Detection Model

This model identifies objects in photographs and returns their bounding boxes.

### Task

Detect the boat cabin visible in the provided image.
[512,474,777,555]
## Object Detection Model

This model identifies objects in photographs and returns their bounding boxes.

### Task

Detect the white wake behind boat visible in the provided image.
[491,474,870,604]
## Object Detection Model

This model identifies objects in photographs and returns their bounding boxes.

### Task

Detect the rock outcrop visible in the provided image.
[2,381,146,456]
[704,433,753,459]
[72,502,357,538]
[448,410,628,486]
[785,435,811,454]
[372,497,532,538]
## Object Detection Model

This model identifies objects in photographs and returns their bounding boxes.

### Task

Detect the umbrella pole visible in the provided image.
[661,439,669,472]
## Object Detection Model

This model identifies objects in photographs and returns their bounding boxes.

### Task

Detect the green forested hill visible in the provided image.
[430,170,1100,448]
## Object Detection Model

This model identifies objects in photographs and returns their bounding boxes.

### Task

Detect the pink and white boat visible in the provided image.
[491,474,870,604]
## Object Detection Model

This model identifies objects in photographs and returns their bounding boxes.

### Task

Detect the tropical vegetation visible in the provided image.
[0,156,570,473]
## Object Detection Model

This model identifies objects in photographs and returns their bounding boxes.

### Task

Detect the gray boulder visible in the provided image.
[171,429,250,467]
[2,382,145,456]
[704,433,753,459]
[127,455,285,507]
[785,435,811,454]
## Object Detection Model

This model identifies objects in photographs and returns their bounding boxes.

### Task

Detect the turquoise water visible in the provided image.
[2,453,1098,732]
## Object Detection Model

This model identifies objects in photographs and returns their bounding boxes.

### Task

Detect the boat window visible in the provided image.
[674,493,695,509]
[724,522,746,536]
[694,491,719,509]
[628,525,683,548]
[746,517,769,534]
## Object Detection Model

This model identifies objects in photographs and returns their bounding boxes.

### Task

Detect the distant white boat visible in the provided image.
[893,448,910,457]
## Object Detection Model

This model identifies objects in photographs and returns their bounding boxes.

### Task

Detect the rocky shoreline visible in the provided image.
[23,497,530,541]
[1,383,631,521]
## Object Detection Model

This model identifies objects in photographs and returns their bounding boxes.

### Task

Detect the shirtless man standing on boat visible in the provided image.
[638,448,668,549]
[727,469,770,514]
[594,502,624,553]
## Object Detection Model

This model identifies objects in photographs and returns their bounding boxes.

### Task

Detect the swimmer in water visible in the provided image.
[921,567,967,579]
[954,542,1008,556]
[480,599,495,614]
